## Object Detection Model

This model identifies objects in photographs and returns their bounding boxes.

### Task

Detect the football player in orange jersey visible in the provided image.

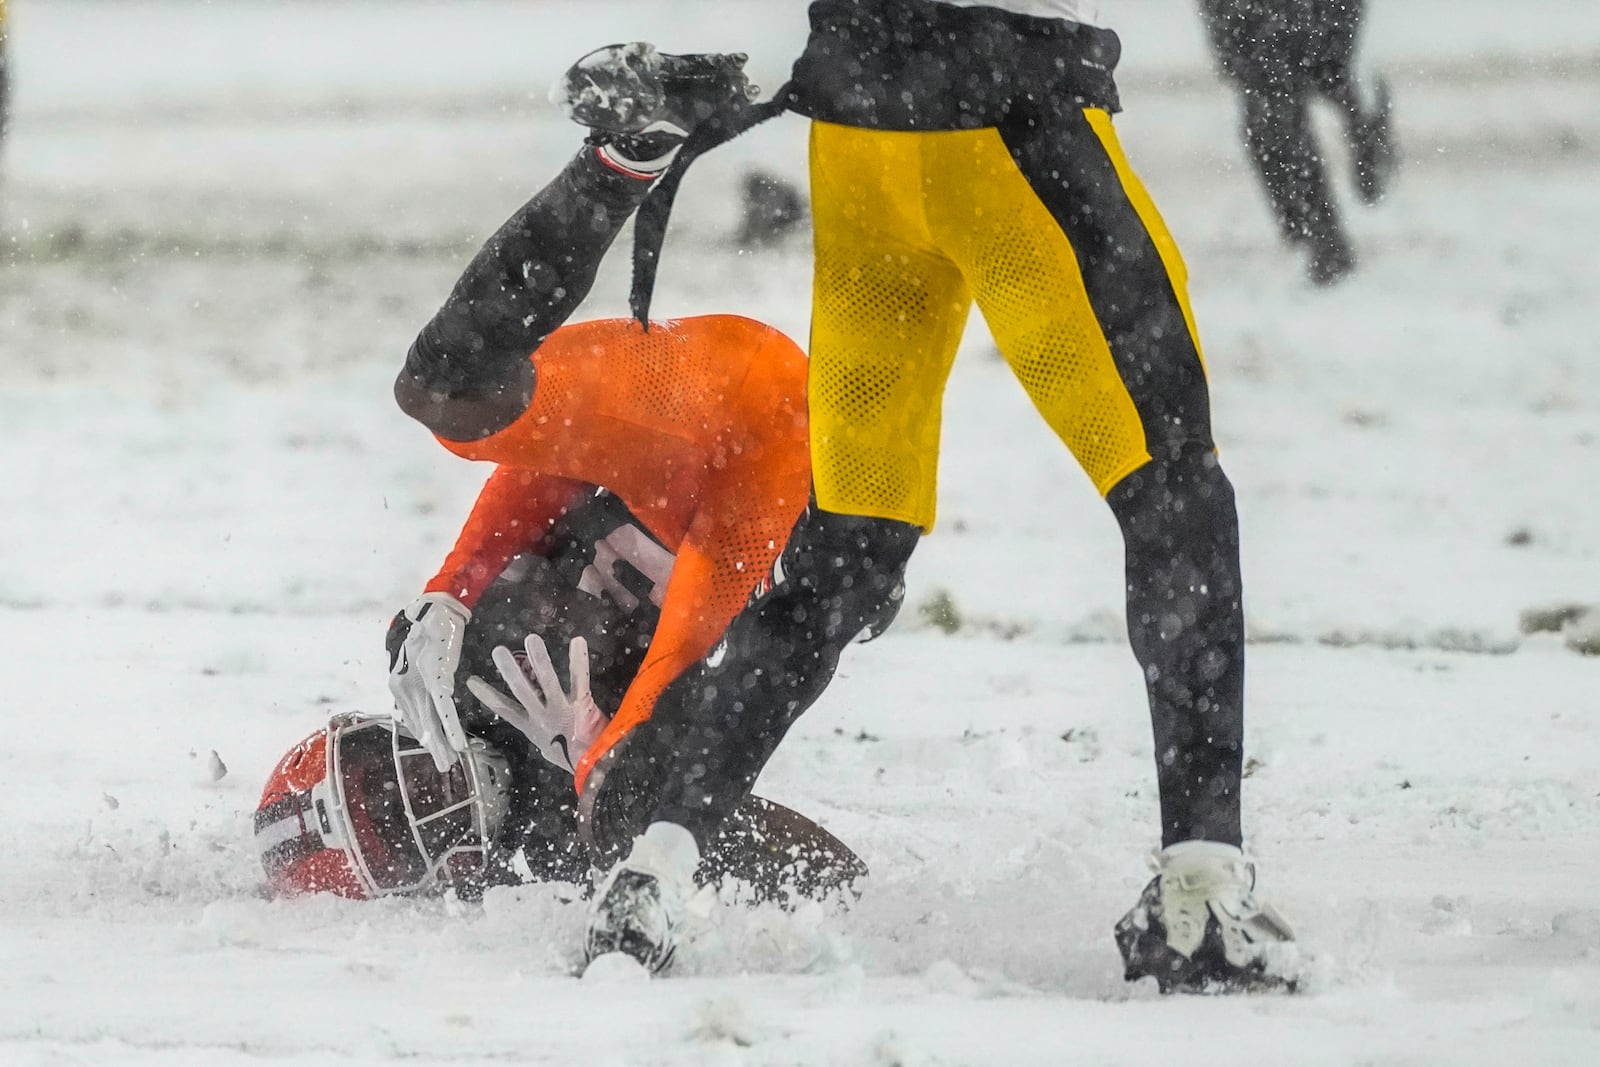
[390,51,912,972]
[255,489,863,907]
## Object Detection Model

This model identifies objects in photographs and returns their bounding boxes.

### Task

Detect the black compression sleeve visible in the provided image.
[1109,446,1246,848]
[397,148,654,439]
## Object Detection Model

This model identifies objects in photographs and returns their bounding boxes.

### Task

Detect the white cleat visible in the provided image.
[1115,841,1298,994]
[584,821,700,975]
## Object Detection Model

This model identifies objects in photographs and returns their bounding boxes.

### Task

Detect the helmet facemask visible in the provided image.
[306,713,511,898]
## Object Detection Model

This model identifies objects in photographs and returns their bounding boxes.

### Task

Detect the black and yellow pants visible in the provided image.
[802,110,1245,848]
[808,110,1214,529]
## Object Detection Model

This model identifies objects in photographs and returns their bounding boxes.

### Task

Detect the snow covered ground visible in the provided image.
[2,1,1598,1063]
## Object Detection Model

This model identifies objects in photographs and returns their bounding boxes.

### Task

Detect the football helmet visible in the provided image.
[254,712,511,899]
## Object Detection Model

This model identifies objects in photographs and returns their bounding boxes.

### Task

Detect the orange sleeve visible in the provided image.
[574,520,769,792]
[424,467,588,610]
[574,360,811,791]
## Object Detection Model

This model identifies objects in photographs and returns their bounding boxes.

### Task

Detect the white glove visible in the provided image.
[387,592,473,772]
[466,635,607,774]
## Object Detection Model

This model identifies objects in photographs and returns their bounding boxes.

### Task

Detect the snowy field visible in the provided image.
[2,1,1599,1063]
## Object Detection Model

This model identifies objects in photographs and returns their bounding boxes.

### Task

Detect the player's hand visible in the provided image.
[466,635,607,774]
[386,592,472,772]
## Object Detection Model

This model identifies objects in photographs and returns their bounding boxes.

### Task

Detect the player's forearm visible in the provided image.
[424,470,588,609]
[396,148,654,441]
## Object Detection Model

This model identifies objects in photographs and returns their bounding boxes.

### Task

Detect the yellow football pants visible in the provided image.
[808,110,1211,529]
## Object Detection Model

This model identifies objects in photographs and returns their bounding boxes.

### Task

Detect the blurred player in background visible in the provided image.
[1197,0,1398,284]
[1,0,10,183]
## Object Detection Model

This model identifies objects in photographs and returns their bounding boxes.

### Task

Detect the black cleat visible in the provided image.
[552,43,758,167]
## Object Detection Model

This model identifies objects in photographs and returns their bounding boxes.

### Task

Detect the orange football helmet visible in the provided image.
[254,713,512,899]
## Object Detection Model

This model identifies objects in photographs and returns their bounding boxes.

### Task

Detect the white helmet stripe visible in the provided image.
[255,812,313,853]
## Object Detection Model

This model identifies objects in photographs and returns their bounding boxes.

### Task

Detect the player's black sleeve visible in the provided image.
[395,148,654,442]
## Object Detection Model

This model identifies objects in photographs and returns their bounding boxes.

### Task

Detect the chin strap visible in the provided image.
[629,89,794,328]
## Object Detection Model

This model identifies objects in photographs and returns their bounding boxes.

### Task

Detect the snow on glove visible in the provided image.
[466,635,607,774]
[386,592,473,772]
